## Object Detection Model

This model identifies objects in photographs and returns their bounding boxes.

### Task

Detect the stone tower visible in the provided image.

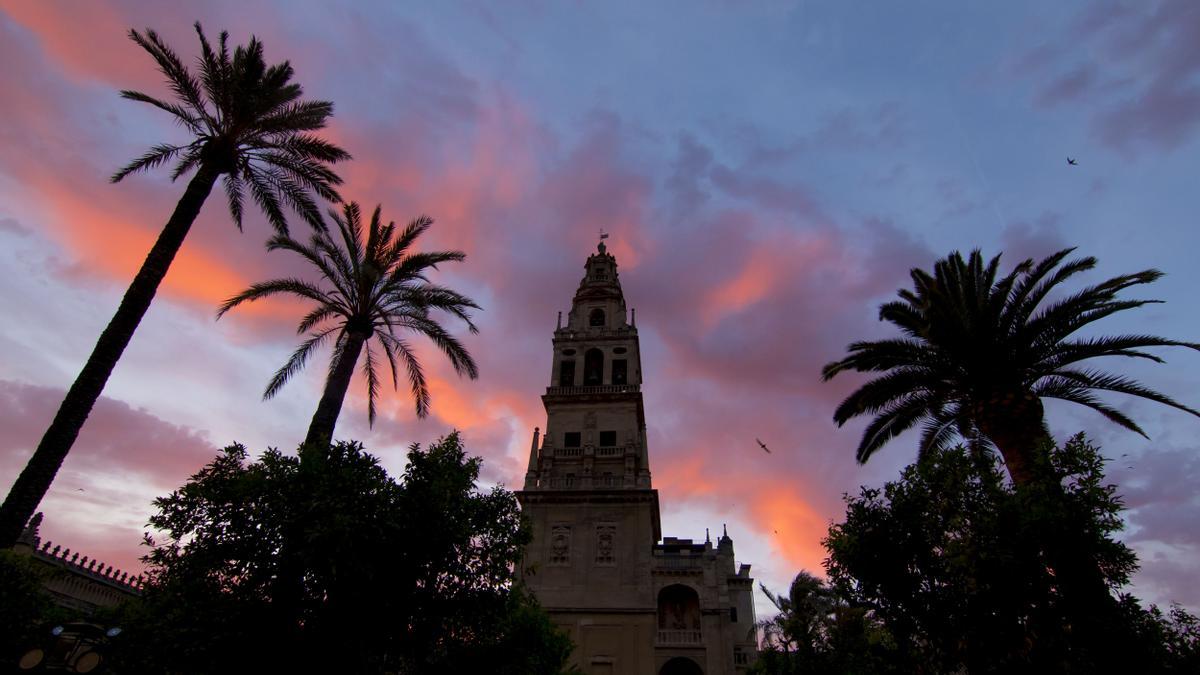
[518,241,757,675]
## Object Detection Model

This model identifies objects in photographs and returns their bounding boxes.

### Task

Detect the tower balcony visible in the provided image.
[545,384,640,395]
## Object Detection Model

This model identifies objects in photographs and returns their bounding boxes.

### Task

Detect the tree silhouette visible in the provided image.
[0,23,349,547]
[824,435,1200,673]
[218,202,479,449]
[753,571,899,674]
[105,436,576,673]
[822,248,1200,487]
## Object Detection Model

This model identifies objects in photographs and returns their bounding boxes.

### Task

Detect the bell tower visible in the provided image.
[517,240,756,675]
[524,239,653,493]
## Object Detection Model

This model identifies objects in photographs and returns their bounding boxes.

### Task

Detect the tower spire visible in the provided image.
[524,427,541,489]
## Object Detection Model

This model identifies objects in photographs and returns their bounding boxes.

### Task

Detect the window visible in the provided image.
[730,606,738,623]
[564,432,581,448]
[589,308,605,327]
[611,359,627,385]
[584,348,604,385]
[599,430,617,447]
[558,360,576,387]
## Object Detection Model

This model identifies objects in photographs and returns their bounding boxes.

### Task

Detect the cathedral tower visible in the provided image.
[518,241,756,675]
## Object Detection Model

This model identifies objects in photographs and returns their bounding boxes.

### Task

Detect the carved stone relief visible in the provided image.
[595,524,616,565]
[550,525,571,565]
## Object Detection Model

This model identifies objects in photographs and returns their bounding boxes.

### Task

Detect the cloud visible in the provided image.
[1014,1,1200,156]
[999,211,1068,262]
[0,217,29,236]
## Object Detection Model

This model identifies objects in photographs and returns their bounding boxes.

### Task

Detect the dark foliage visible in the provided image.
[821,434,1200,673]
[0,551,68,666]
[752,570,900,674]
[104,434,573,674]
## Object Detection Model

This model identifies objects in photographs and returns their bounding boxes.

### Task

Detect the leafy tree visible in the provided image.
[821,248,1199,487]
[105,434,573,674]
[218,202,480,450]
[823,434,1199,673]
[0,23,350,547]
[0,551,65,666]
[752,570,899,675]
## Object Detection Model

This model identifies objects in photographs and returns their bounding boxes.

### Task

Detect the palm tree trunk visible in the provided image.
[0,165,220,547]
[274,331,366,645]
[301,330,367,453]
[974,390,1046,488]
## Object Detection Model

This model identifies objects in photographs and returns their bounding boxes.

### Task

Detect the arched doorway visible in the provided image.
[659,656,703,675]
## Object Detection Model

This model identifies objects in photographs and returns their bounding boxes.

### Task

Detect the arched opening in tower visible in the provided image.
[584,348,604,385]
[657,584,701,631]
[589,308,606,327]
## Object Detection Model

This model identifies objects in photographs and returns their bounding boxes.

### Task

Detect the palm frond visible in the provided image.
[126,27,212,127]
[222,172,245,230]
[362,342,381,427]
[855,394,936,463]
[243,164,289,234]
[263,326,339,399]
[216,277,336,318]
[118,90,202,131]
[831,368,941,425]
[110,143,189,182]
[380,334,431,418]
[394,315,480,379]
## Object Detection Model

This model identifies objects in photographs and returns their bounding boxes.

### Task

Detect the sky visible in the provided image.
[1,0,1199,619]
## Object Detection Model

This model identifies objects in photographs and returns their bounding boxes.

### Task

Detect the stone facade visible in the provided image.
[517,242,756,675]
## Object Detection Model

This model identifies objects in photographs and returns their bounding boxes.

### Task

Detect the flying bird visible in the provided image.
[756,438,771,453]
[1067,157,1078,165]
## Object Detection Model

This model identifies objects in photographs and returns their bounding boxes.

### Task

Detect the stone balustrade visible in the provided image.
[653,555,704,570]
[545,384,640,395]
[36,538,144,592]
[657,629,703,645]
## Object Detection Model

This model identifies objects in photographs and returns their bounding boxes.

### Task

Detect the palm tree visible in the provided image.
[822,248,1200,487]
[218,202,480,451]
[0,24,350,547]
